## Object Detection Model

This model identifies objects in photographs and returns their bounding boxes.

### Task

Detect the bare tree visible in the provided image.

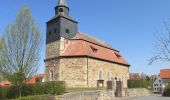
[0,37,3,81]
[0,6,43,97]
[149,22,170,64]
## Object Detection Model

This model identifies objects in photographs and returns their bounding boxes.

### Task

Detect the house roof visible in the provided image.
[0,81,11,87]
[61,32,130,66]
[26,74,45,84]
[0,74,44,86]
[160,69,170,79]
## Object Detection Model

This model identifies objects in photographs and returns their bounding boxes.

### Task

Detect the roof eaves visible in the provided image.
[60,55,130,67]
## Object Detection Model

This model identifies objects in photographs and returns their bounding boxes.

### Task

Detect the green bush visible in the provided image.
[0,86,11,99]
[163,85,170,97]
[0,81,65,99]
[127,79,153,89]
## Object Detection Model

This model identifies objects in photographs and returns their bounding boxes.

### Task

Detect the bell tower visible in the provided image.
[46,0,78,44]
[45,0,78,81]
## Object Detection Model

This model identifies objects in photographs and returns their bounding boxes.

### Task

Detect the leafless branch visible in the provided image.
[149,22,170,64]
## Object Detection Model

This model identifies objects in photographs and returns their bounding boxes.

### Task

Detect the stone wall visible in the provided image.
[125,88,151,97]
[56,91,115,100]
[55,89,150,100]
[45,59,60,81]
[59,57,88,87]
[46,40,60,59]
[88,58,129,88]
[59,57,129,88]
[45,37,66,82]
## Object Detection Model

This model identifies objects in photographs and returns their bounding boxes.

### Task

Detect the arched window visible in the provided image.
[50,70,54,81]
[99,70,102,80]
[107,72,110,81]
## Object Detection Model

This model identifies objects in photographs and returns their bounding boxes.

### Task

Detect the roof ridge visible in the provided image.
[71,32,119,52]
[79,32,110,46]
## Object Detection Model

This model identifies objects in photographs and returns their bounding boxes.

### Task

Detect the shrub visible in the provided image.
[0,81,65,99]
[0,86,11,99]
[163,85,170,97]
[127,79,153,88]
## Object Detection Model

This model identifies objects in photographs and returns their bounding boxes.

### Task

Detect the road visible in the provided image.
[115,95,170,100]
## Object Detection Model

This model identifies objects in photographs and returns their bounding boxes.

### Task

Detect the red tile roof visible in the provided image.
[0,81,11,87]
[0,74,44,86]
[72,33,116,50]
[26,74,45,84]
[61,32,130,66]
[160,69,170,79]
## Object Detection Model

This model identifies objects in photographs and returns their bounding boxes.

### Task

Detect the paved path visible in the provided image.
[114,95,170,100]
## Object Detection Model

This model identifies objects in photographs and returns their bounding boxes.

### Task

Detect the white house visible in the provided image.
[153,75,162,93]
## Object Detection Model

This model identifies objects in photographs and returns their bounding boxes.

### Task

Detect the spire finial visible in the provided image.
[57,0,68,7]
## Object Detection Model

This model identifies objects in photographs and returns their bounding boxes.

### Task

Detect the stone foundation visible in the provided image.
[55,88,151,100]
[56,90,115,100]
[125,88,151,97]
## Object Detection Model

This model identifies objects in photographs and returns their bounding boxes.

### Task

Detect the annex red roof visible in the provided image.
[0,74,44,87]
[0,81,11,87]
[61,32,130,66]
[26,74,44,84]
[160,69,170,79]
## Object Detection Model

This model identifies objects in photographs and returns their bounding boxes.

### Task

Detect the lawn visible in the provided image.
[12,87,102,100]
[66,87,102,93]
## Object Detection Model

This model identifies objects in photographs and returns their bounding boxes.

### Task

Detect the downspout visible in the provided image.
[87,56,89,87]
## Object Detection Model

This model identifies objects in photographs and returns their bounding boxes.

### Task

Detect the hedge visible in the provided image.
[0,81,65,99]
[127,80,153,89]
[163,85,170,97]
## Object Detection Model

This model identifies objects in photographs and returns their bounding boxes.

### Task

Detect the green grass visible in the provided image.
[14,95,55,100]
[12,87,101,100]
[66,87,102,93]
[12,88,100,99]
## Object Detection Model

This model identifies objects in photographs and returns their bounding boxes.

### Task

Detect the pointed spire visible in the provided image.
[57,0,68,7]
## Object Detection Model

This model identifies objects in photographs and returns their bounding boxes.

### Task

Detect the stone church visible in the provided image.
[45,0,130,88]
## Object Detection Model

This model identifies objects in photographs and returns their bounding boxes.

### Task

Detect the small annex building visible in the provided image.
[160,69,170,88]
[153,69,170,93]
[45,0,130,88]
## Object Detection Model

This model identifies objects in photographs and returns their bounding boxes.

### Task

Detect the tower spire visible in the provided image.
[57,0,68,7]
[55,0,69,16]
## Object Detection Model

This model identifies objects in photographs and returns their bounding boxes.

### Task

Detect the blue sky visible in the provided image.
[0,0,170,75]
